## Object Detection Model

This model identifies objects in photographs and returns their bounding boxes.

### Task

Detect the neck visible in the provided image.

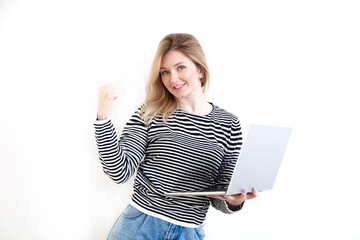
[178,95,212,116]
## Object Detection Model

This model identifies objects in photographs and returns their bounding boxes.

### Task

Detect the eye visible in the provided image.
[161,71,169,75]
[178,66,185,70]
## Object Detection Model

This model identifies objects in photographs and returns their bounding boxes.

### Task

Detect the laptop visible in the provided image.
[166,124,292,196]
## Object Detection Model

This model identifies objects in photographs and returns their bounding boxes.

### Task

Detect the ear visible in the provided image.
[198,70,204,79]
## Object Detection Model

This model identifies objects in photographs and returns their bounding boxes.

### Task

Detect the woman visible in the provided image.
[94,33,258,240]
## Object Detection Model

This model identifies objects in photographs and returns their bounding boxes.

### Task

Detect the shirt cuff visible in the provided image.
[94,115,111,125]
[226,200,245,213]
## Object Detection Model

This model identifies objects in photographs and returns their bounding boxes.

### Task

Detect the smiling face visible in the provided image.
[160,50,204,102]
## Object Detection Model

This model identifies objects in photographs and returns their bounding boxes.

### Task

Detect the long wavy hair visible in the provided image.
[140,33,210,125]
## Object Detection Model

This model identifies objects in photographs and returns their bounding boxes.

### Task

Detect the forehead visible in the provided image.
[161,50,192,67]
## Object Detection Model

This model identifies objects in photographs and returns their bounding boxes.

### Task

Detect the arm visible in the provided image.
[210,189,258,213]
[211,196,245,213]
[94,85,147,183]
[94,110,148,183]
[210,117,243,213]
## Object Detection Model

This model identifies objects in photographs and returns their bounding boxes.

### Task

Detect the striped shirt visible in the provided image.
[94,103,243,227]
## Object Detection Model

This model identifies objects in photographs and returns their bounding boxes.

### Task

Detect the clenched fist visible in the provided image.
[97,85,120,120]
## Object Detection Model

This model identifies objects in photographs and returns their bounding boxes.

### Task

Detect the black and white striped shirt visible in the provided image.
[94,103,243,227]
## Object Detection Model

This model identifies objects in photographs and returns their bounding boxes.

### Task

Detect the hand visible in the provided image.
[208,188,258,207]
[97,85,120,120]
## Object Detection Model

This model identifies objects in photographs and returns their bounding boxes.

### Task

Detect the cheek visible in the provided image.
[160,76,167,86]
[161,77,171,90]
[185,71,202,85]
[181,71,197,82]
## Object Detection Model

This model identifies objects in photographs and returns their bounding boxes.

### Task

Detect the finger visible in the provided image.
[226,191,246,200]
[99,85,119,94]
[251,192,258,199]
[99,84,117,90]
[246,188,258,200]
[99,89,120,101]
[225,192,246,202]
[241,188,247,197]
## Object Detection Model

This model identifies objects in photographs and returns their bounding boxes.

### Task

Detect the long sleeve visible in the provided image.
[210,116,243,213]
[93,103,245,227]
[94,109,148,184]
[211,198,245,213]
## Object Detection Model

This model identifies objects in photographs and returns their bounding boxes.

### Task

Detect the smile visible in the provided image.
[174,83,186,89]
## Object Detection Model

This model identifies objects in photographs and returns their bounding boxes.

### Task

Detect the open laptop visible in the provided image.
[166,124,292,196]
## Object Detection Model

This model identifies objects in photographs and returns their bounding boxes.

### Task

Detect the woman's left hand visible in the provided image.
[208,188,258,206]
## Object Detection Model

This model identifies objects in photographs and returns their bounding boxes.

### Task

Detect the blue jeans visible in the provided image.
[107,204,205,240]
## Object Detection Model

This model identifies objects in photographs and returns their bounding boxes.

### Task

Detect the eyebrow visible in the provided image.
[160,62,186,70]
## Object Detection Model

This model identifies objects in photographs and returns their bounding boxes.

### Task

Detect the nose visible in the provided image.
[169,71,178,83]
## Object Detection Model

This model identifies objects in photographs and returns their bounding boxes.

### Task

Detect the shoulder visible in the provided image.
[125,104,147,126]
[211,103,240,125]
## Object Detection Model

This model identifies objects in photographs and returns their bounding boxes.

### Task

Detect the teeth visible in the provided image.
[174,83,185,89]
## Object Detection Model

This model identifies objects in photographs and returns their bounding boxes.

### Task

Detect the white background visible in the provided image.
[1,0,359,239]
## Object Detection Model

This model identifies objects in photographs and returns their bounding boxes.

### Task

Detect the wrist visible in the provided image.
[226,200,245,211]
[97,113,110,120]
[225,197,244,207]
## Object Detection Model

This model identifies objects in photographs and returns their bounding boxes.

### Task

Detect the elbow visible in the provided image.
[112,178,128,184]
[104,170,130,184]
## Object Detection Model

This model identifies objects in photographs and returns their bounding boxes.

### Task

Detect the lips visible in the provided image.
[174,83,186,89]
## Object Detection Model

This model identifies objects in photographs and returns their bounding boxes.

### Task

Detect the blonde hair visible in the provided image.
[140,33,210,125]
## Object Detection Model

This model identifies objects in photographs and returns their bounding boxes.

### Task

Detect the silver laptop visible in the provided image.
[166,124,292,196]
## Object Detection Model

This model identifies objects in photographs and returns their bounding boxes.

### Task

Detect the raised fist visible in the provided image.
[97,85,120,120]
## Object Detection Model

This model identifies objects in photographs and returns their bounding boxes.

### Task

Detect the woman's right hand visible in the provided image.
[97,85,120,120]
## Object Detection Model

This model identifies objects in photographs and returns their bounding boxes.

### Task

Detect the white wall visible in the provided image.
[1,0,359,239]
